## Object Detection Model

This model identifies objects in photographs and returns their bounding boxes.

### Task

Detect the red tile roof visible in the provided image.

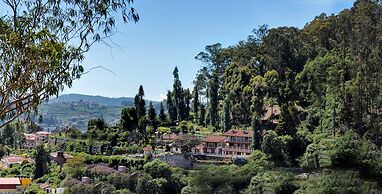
[0,178,21,185]
[39,183,50,189]
[36,131,51,135]
[262,105,281,120]
[88,164,117,175]
[202,136,226,143]
[24,133,36,141]
[162,133,179,141]
[2,155,34,164]
[224,130,253,137]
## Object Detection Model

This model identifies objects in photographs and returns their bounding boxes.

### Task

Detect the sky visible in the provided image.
[63,0,356,101]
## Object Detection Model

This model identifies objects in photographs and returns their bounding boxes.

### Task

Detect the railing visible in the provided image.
[222,147,251,152]
[225,139,252,143]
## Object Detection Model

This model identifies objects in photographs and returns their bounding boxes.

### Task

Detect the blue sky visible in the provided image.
[64,0,356,101]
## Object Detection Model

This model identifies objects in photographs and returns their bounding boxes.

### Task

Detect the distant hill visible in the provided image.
[48,94,136,107]
[38,94,162,131]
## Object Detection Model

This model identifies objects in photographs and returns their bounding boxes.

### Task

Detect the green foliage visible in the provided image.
[185,165,250,194]
[0,144,7,158]
[261,131,288,166]
[222,94,232,131]
[148,101,157,129]
[167,90,177,123]
[0,0,138,128]
[120,107,138,132]
[34,145,49,179]
[1,125,15,147]
[241,150,273,176]
[245,171,298,194]
[107,173,133,190]
[296,171,379,194]
[136,173,159,194]
[143,159,172,179]
[63,156,87,179]
[24,183,48,194]
[159,102,168,124]
[193,85,199,123]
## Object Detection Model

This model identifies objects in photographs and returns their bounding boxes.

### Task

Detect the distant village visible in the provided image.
[0,105,282,193]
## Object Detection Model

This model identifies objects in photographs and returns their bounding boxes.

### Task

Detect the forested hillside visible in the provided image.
[36,94,161,131]
[47,94,136,107]
[172,0,381,191]
[1,1,382,193]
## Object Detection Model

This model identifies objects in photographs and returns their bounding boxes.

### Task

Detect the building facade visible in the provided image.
[198,136,226,155]
[222,130,253,156]
[195,129,253,157]
[23,131,51,149]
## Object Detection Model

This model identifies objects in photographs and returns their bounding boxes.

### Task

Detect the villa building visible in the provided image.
[0,177,31,193]
[1,155,34,168]
[198,136,226,155]
[222,129,253,156]
[23,131,51,149]
[195,129,253,157]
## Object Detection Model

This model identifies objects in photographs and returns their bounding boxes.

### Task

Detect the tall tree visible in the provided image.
[193,85,199,123]
[172,67,185,121]
[34,145,49,179]
[0,0,138,129]
[2,125,15,147]
[167,91,177,123]
[135,85,146,119]
[159,102,167,124]
[120,107,138,132]
[222,95,232,132]
[208,73,219,127]
[184,88,191,120]
[148,102,157,129]
[251,113,263,150]
[199,104,206,126]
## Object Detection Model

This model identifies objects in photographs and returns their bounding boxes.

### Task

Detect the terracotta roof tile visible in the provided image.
[24,133,36,141]
[0,178,21,185]
[224,130,253,137]
[89,164,117,175]
[203,136,226,143]
[2,155,34,164]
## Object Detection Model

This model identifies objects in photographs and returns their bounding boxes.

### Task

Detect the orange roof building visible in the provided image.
[1,155,34,168]
[223,130,253,156]
[0,178,21,191]
[197,136,226,155]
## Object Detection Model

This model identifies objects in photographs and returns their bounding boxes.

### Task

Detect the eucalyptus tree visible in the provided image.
[0,0,139,128]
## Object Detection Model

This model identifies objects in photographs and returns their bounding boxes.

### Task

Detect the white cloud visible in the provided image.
[159,94,167,101]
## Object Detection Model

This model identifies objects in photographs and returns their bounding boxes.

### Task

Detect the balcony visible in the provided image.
[224,139,252,144]
[222,146,251,153]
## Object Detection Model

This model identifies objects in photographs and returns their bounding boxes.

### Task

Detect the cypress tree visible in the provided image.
[172,67,185,121]
[167,90,177,123]
[135,85,146,119]
[199,104,206,126]
[184,88,191,120]
[209,73,219,127]
[148,102,157,129]
[222,95,232,132]
[159,102,167,123]
[193,85,199,123]
[251,113,263,150]
[120,107,138,132]
[2,125,15,147]
[34,145,49,179]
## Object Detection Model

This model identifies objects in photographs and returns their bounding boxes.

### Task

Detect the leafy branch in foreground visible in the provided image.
[0,0,139,128]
